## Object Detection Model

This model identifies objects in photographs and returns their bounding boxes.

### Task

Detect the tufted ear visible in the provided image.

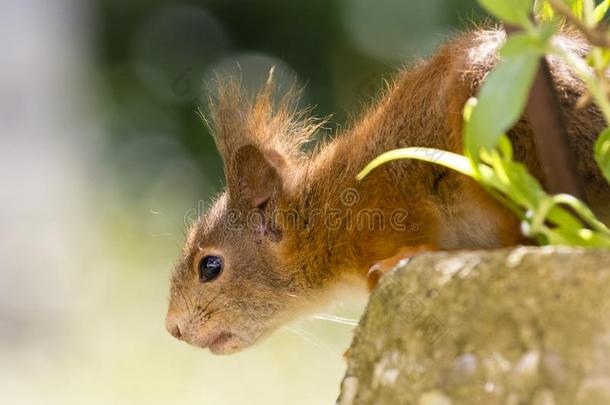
[207,73,324,173]
[229,144,286,209]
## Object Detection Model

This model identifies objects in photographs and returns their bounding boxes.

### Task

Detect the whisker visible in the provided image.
[152,232,173,237]
[310,313,359,326]
[200,290,223,313]
[206,306,232,319]
[177,285,192,313]
[185,284,196,312]
[286,326,324,350]
[285,326,336,354]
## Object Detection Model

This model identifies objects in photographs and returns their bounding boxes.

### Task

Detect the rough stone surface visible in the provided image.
[338,247,610,405]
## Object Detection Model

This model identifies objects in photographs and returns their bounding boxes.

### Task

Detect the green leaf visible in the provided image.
[477,0,534,26]
[535,0,556,20]
[586,47,610,70]
[551,193,610,233]
[595,128,610,183]
[465,33,542,157]
[546,205,584,230]
[566,0,585,18]
[480,149,546,208]
[594,0,610,23]
[545,226,610,247]
[356,148,476,181]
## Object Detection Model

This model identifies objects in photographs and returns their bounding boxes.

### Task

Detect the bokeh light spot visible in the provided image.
[341,0,448,61]
[131,5,230,103]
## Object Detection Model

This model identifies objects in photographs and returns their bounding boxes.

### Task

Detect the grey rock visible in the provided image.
[339,247,610,404]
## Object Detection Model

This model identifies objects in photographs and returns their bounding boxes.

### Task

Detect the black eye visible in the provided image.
[198,255,224,283]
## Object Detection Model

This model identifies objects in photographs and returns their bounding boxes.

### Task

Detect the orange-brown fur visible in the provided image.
[166,27,610,354]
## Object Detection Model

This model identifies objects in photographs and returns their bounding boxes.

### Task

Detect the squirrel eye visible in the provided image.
[198,255,224,283]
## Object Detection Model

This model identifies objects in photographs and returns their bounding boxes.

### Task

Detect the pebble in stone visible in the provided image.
[372,353,401,388]
[484,382,496,394]
[381,368,399,386]
[483,352,511,377]
[445,354,478,386]
[510,350,540,390]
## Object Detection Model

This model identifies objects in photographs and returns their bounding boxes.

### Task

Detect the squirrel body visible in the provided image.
[166,27,610,354]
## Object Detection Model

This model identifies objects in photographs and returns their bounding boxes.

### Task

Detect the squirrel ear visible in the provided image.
[229,144,286,209]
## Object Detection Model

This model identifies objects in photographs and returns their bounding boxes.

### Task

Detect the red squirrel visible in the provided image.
[165,27,610,354]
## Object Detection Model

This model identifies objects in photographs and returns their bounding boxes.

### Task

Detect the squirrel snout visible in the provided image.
[165,314,183,340]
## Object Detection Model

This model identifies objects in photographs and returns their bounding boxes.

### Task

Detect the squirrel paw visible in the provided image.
[343,347,351,361]
[367,245,435,291]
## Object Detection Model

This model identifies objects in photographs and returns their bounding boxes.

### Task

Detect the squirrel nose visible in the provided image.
[165,315,183,340]
[169,323,182,339]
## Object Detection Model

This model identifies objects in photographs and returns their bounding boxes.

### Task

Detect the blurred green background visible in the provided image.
[0,0,484,404]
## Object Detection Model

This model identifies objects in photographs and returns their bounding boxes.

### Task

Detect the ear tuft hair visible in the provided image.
[205,68,326,167]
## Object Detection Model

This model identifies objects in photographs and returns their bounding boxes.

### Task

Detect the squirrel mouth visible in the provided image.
[207,332,236,352]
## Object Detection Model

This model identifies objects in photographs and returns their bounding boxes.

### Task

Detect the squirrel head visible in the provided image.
[165,72,330,354]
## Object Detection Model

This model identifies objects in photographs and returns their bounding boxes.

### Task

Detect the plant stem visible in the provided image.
[547,0,610,47]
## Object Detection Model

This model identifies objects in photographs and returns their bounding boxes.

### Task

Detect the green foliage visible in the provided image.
[359,123,610,248]
[478,0,534,27]
[535,0,556,21]
[597,128,610,183]
[594,0,610,22]
[357,148,476,180]
[566,0,584,19]
[464,31,548,158]
[537,0,609,23]
[358,0,610,248]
